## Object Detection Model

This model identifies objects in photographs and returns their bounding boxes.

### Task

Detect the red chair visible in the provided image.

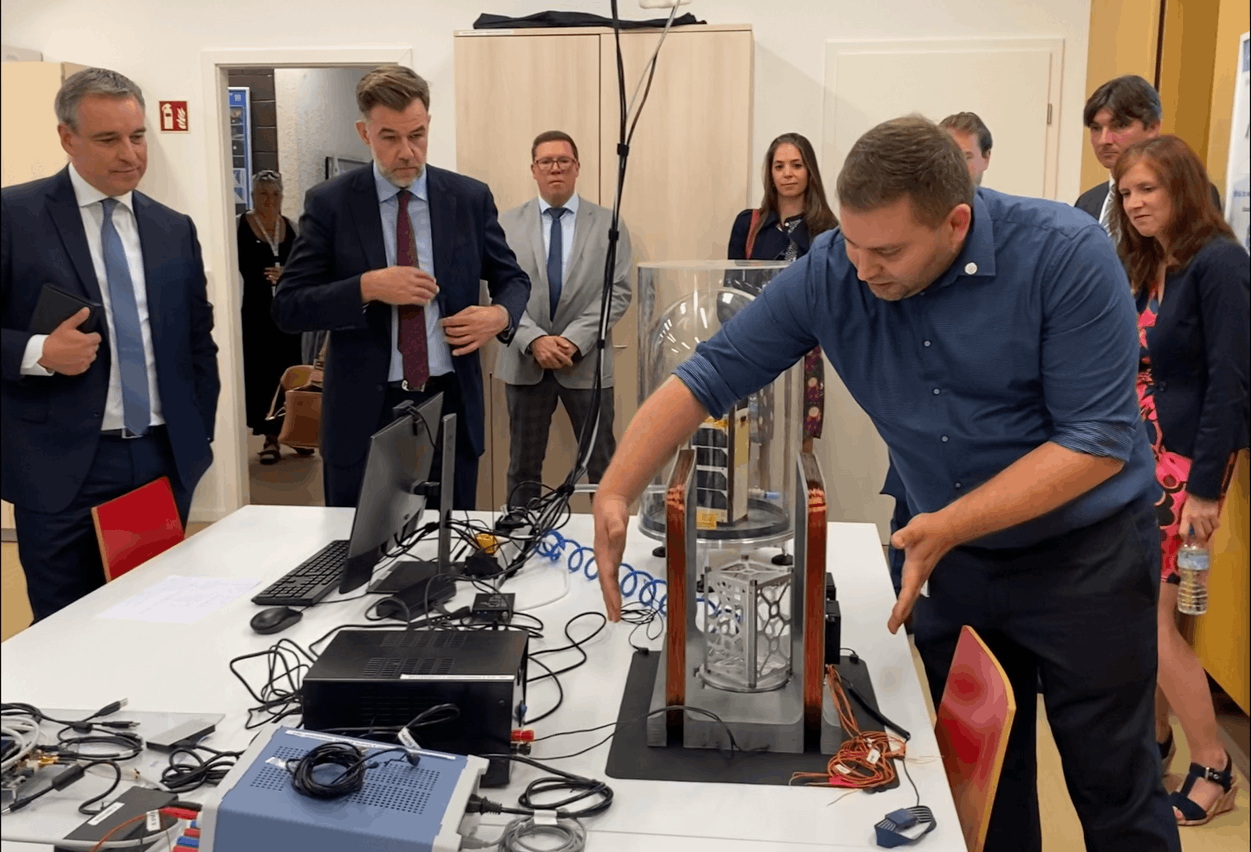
[91,477,184,581]
[934,626,1017,852]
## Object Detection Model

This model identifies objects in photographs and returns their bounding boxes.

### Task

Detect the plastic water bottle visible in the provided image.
[1176,541,1210,616]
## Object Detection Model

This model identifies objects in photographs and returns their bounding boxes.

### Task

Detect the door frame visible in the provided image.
[197,46,411,520]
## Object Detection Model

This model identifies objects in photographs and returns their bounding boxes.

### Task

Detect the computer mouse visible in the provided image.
[250,606,303,635]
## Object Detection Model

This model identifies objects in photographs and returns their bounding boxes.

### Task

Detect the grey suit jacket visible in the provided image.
[496,196,632,389]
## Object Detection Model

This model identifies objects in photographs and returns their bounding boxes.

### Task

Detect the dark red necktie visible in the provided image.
[396,189,429,389]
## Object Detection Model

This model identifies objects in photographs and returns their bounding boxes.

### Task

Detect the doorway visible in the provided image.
[199,47,411,516]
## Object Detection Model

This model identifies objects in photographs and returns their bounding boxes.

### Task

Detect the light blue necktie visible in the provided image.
[101,198,150,435]
[546,206,568,320]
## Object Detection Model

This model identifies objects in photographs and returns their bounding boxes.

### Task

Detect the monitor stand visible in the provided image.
[370,411,464,594]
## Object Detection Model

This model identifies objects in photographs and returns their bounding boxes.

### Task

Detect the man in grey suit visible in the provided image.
[496,131,632,508]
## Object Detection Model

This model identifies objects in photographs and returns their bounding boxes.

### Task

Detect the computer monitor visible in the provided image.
[337,394,443,594]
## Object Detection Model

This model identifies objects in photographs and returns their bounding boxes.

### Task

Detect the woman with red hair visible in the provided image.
[1113,134,1249,827]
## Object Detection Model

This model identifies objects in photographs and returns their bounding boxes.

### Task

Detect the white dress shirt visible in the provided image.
[372,164,454,383]
[538,192,579,286]
[21,164,164,429]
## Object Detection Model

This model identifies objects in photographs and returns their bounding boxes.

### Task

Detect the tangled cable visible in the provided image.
[790,665,907,789]
[285,742,415,800]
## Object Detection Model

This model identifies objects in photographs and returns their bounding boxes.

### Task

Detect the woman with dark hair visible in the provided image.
[238,170,303,464]
[1114,134,1249,827]
[728,133,838,451]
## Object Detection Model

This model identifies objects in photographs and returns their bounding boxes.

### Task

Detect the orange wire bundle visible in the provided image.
[790,664,907,789]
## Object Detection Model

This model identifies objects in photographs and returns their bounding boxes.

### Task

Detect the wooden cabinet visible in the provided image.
[1,61,85,540]
[454,26,753,512]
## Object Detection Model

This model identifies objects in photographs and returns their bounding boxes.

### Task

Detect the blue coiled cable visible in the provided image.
[538,530,668,616]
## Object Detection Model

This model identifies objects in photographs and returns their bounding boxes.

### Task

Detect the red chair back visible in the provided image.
[934,625,1017,852]
[91,477,184,581]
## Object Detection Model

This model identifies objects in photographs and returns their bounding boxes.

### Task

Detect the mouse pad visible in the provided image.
[603,653,897,788]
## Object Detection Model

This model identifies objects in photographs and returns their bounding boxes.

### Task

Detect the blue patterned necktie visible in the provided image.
[101,198,150,435]
[546,206,568,320]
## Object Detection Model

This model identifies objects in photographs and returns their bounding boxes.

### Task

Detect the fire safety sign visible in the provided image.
[159,101,188,132]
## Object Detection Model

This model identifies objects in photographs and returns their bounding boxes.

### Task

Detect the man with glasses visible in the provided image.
[495,131,633,509]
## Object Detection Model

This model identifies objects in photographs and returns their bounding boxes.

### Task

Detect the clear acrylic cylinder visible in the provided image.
[636,260,801,548]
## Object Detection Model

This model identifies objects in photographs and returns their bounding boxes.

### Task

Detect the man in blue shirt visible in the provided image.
[592,117,1177,852]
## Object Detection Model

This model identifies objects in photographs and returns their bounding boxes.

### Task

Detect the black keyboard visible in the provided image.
[252,540,351,607]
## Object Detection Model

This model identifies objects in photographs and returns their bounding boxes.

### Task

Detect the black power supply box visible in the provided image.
[301,628,528,787]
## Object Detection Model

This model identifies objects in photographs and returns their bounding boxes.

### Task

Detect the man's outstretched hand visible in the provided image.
[593,494,630,622]
[887,512,957,634]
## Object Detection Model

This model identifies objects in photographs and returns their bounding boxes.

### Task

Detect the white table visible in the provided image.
[1,506,962,851]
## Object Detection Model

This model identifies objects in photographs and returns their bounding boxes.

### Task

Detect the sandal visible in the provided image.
[258,443,281,465]
[1170,753,1237,826]
[294,447,315,456]
[1158,730,1176,776]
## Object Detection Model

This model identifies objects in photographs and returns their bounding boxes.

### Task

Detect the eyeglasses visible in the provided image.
[534,157,577,172]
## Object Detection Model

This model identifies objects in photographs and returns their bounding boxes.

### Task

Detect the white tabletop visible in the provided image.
[1,505,962,850]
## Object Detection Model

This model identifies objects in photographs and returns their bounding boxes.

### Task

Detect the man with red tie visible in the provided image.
[273,66,530,509]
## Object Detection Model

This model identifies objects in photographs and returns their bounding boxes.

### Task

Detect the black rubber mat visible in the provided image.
[604,652,898,789]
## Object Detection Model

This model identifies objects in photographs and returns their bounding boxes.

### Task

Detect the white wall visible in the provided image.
[274,67,369,224]
[0,0,1093,523]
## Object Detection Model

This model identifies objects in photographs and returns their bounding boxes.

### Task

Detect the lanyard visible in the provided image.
[253,212,281,260]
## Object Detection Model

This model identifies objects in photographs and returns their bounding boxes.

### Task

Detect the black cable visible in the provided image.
[77,760,122,815]
[160,744,242,793]
[619,604,663,652]
[529,612,607,679]
[522,612,607,725]
[470,754,613,820]
[286,742,412,800]
[525,657,564,726]
[228,639,315,728]
[54,729,144,762]
[529,704,746,759]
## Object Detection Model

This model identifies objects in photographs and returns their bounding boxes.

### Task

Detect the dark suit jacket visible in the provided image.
[271,164,530,465]
[1076,180,1223,222]
[1138,238,1250,499]
[1,167,220,513]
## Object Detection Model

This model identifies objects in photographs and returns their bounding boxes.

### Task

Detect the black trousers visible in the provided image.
[324,376,478,511]
[504,374,616,507]
[912,495,1180,852]
[13,428,193,622]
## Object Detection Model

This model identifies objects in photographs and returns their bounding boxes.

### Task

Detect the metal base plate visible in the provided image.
[645,641,841,755]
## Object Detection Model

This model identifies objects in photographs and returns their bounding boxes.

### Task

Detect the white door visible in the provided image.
[823,37,1063,200]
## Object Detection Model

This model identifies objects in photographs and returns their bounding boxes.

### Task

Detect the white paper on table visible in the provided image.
[97,575,260,625]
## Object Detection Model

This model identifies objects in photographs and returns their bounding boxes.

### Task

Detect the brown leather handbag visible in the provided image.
[266,337,327,450]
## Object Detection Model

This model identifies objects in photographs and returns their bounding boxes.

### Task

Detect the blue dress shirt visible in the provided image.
[675,188,1157,548]
[538,192,579,285]
[373,163,454,381]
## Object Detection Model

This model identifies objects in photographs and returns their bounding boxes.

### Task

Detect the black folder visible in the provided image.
[30,285,102,335]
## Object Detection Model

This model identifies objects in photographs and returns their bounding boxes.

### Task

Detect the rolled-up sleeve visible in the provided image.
[674,255,820,417]
[1039,226,1142,462]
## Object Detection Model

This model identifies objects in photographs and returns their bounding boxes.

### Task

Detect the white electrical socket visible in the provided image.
[639,0,692,8]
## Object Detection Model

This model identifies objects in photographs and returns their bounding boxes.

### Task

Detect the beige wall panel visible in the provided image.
[1079,0,1161,196]
[454,33,601,212]
[1,62,66,187]
[599,28,753,264]
[459,28,752,512]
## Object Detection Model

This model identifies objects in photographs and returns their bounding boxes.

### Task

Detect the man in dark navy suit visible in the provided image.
[272,65,530,510]
[0,68,220,621]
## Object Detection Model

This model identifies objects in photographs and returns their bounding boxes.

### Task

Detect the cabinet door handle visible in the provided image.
[613,344,627,350]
